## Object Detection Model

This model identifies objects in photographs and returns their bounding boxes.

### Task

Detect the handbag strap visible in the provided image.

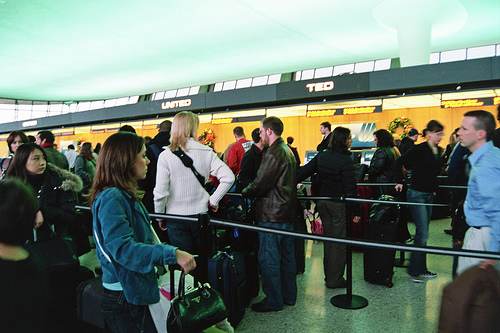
[172,149,206,188]
[178,270,186,298]
[32,222,56,242]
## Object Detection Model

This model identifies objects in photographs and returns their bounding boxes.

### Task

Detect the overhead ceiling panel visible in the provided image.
[0,0,498,102]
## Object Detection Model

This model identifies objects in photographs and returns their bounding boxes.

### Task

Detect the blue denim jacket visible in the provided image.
[93,187,178,305]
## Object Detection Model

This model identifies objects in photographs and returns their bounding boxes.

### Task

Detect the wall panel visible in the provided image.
[2,105,498,164]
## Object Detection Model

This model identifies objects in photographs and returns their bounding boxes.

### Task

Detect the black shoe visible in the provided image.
[251,302,282,312]
[444,228,453,235]
[326,280,348,289]
[284,301,295,306]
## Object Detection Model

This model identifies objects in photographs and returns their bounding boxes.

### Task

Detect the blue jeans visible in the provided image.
[166,216,200,255]
[257,222,297,310]
[101,291,156,333]
[407,188,434,275]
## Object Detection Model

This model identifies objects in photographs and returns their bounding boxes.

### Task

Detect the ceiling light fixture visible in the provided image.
[373,0,468,67]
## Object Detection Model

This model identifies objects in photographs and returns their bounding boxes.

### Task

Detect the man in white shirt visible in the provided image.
[65,144,78,170]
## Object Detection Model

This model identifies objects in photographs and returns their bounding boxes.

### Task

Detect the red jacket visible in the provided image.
[227,138,252,175]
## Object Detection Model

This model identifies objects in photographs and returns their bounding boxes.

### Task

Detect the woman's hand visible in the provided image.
[394,184,404,192]
[175,249,197,275]
[34,211,44,229]
[158,219,167,231]
[209,203,218,212]
[353,216,361,223]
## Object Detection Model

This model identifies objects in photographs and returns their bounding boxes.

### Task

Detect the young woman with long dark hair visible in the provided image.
[89,131,196,332]
[6,143,81,238]
[0,130,29,180]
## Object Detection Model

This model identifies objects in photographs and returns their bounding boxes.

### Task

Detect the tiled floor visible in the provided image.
[237,218,454,333]
[80,218,456,333]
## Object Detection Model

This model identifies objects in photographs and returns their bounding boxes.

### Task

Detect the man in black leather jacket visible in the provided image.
[242,116,297,312]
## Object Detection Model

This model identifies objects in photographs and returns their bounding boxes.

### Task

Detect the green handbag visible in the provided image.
[167,271,228,332]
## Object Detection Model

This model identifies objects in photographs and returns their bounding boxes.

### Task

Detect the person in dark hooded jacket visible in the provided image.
[6,143,82,239]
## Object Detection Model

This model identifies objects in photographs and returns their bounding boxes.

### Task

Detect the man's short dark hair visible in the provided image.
[233,126,244,137]
[159,120,172,133]
[320,122,331,131]
[251,128,260,143]
[37,130,55,144]
[68,144,75,150]
[262,116,284,136]
[119,125,136,134]
[464,110,496,141]
[287,136,294,145]
[0,179,38,245]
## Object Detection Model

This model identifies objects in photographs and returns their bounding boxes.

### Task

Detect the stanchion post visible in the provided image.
[330,199,368,310]
[198,213,209,282]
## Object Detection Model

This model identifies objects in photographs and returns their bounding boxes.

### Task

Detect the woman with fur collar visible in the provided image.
[6,143,82,239]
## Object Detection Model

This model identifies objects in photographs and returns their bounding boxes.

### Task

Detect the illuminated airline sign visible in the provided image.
[306,105,381,117]
[161,99,192,109]
[53,130,75,137]
[441,98,493,108]
[306,81,334,93]
[494,96,500,105]
[307,109,338,117]
[90,127,119,134]
[22,120,38,127]
[142,124,159,130]
[211,118,233,125]
[343,106,379,115]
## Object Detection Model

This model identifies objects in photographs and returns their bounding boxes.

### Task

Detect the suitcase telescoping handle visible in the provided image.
[32,223,56,242]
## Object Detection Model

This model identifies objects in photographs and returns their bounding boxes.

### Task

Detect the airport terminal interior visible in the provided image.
[1,1,499,332]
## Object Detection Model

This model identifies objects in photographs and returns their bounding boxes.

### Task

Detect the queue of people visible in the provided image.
[1,109,499,332]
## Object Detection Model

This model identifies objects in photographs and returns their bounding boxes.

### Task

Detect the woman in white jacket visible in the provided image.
[154,111,234,255]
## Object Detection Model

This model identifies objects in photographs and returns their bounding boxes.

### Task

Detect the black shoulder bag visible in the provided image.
[172,148,206,189]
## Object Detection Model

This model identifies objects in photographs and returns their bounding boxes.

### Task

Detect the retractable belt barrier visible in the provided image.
[77,189,499,310]
[302,180,468,191]
[76,195,498,261]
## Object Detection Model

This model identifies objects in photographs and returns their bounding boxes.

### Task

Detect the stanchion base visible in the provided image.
[331,294,368,309]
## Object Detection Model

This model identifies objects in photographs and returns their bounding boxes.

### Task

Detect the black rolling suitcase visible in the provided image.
[77,276,107,331]
[208,249,248,328]
[363,195,398,288]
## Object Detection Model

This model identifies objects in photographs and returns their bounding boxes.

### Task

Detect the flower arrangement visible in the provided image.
[77,137,86,146]
[388,117,413,138]
[200,129,215,147]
